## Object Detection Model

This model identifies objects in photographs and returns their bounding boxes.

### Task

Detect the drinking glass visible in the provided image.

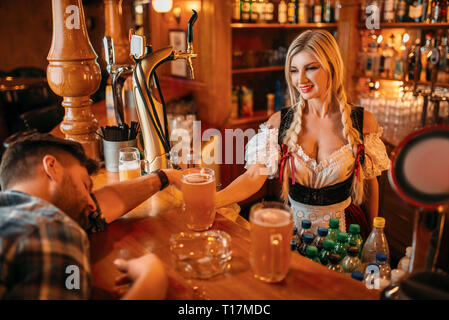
[249,201,293,283]
[119,147,141,181]
[181,167,216,231]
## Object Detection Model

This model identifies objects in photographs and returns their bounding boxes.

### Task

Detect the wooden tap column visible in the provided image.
[47,0,102,160]
[104,0,131,65]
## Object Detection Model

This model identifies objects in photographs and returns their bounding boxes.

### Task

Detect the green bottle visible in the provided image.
[348,224,364,257]
[319,239,335,266]
[305,245,321,263]
[341,246,363,274]
[327,218,340,242]
[333,232,349,259]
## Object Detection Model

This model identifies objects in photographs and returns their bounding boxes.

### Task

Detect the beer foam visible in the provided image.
[118,160,140,170]
[183,173,214,184]
[252,208,291,227]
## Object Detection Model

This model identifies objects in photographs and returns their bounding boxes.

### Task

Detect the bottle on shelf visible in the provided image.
[298,219,314,243]
[327,253,342,272]
[241,0,252,23]
[398,246,412,273]
[409,0,425,22]
[376,252,392,290]
[361,217,390,266]
[334,0,341,22]
[287,0,299,23]
[309,0,315,23]
[380,269,406,300]
[347,224,364,256]
[383,0,396,22]
[305,245,321,263]
[298,233,315,256]
[319,239,335,265]
[431,0,448,23]
[327,218,340,242]
[233,0,241,22]
[396,0,409,22]
[313,0,323,23]
[278,0,288,24]
[298,0,309,23]
[312,226,328,251]
[324,0,333,23]
[264,0,275,23]
[438,32,449,83]
[341,246,363,274]
[251,0,261,22]
[333,232,350,259]
[420,32,433,81]
[422,0,431,22]
[393,33,407,79]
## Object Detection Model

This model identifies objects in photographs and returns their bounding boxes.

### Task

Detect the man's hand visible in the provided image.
[114,253,168,300]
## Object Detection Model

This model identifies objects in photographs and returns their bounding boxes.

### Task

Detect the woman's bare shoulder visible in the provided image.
[363,109,379,134]
[265,111,281,129]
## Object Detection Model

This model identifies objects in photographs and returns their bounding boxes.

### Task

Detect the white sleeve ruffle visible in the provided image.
[244,124,280,178]
[362,127,391,180]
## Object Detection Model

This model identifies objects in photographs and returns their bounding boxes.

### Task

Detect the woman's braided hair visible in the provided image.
[281,30,365,204]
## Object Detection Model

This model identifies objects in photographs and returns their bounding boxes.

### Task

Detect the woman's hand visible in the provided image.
[162,168,182,190]
[114,253,168,300]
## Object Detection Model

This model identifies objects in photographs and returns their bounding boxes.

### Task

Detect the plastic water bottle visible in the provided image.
[305,246,321,263]
[380,269,406,300]
[376,252,392,290]
[327,253,342,273]
[298,219,313,244]
[298,233,314,256]
[398,246,412,273]
[361,217,390,266]
[312,227,328,251]
[333,232,349,259]
[327,218,340,242]
[351,271,364,282]
[319,239,335,266]
[348,224,364,256]
[341,246,363,274]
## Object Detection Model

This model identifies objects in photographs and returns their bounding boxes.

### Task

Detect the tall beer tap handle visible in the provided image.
[187,10,198,47]
[103,36,115,74]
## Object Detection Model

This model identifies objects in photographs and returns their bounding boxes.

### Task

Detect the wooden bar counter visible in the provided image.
[52,101,379,300]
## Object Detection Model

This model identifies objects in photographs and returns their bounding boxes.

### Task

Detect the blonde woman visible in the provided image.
[216,30,390,239]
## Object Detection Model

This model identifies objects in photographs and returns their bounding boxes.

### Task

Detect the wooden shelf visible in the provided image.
[354,74,449,88]
[226,110,270,127]
[232,23,338,29]
[358,22,449,29]
[232,66,284,74]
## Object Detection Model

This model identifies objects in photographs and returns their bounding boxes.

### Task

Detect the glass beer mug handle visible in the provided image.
[270,233,284,276]
[140,159,150,175]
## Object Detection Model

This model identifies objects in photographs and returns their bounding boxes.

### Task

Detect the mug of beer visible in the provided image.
[249,201,293,283]
[118,147,142,181]
[181,167,216,231]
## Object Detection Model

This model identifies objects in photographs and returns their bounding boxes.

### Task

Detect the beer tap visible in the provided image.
[129,9,198,171]
[103,36,133,125]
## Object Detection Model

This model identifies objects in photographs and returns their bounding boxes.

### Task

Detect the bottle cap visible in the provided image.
[347,246,359,257]
[351,271,364,281]
[349,224,360,234]
[306,245,318,257]
[391,269,406,283]
[373,217,386,229]
[376,252,387,263]
[323,239,335,250]
[317,227,328,237]
[406,246,412,258]
[301,219,311,229]
[303,233,314,244]
[329,218,340,228]
[290,240,297,251]
[328,253,341,264]
[337,232,348,242]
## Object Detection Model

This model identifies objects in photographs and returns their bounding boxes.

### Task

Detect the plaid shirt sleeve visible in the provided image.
[84,193,108,234]
[4,220,92,300]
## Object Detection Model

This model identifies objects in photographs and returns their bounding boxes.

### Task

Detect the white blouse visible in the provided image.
[244,124,391,233]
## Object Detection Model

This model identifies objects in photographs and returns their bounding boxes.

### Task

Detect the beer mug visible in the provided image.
[181,167,216,231]
[249,201,293,283]
[118,147,141,181]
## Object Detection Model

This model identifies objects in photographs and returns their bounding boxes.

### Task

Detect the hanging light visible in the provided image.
[152,0,173,13]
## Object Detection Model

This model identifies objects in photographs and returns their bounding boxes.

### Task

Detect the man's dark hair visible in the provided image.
[0,133,99,190]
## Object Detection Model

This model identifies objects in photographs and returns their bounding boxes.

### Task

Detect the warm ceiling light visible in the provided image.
[152,0,173,13]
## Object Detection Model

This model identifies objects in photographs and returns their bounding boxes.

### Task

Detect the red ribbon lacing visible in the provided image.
[354,144,365,182]
[279,144,295,185]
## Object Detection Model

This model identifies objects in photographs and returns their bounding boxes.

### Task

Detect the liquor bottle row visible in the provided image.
[360,0,449,24]
[232,0,341,24]
[357,31,449,83]
[232,47,288,69]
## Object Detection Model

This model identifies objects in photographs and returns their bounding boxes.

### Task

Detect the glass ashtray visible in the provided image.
[169,230,232,279]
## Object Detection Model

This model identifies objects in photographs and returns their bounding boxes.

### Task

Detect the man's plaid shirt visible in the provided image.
[0,190,107,299]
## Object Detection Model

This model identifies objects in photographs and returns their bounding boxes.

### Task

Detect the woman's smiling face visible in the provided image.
[289,50,329,101]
